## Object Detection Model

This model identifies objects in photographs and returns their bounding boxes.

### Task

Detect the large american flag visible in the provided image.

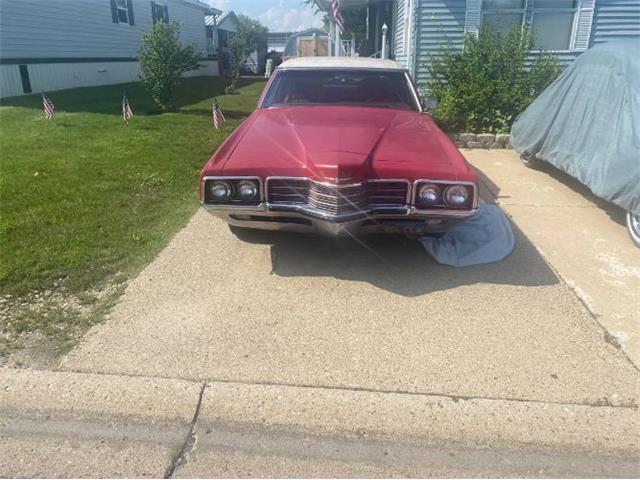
[331,0,345,33]
[42,92,55,120]
[213,98,225,129]
[122,94,134,123]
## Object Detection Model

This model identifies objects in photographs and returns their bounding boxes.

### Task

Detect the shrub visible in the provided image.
[138,21,201,111]
[426,25,560,133]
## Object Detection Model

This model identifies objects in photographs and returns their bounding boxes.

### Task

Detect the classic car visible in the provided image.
[199,57,479,237]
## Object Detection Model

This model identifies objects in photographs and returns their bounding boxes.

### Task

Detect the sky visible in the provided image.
[205,0,325,32]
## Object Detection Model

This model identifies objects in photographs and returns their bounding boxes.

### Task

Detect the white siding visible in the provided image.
[0,64,23,97]
[591,0,640,45]
[0,0,209,60]
[394,0,409,68]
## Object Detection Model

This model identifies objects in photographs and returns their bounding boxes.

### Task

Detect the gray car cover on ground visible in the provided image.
[510,40,640,215]
[419,200,515,266]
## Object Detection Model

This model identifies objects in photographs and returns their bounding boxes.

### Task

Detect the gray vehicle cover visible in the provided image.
[510,40,640,215]
[420,200,515,267]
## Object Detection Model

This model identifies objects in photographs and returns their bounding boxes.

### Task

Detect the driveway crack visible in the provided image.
[164,382,206,478]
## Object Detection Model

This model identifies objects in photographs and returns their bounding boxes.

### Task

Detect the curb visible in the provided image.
[1,368,638,477]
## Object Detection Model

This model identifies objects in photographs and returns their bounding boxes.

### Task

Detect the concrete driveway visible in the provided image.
[3,149,639,477]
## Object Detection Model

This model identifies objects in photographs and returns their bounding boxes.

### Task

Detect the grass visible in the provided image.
[0,76,265,296]
[0,76,266,357]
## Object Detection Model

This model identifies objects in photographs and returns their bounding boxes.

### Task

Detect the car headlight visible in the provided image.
[418,184,440,204]
[444,185,470,207]
[237,180,258,201]
[209,180,233,202]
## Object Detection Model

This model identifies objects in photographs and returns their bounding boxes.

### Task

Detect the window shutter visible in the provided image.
[151,1,157,22]
[127,0,135,25]
[464,0,482,37]
[110,0,118,22]
[163,4,169,23]
[573,0,595,51]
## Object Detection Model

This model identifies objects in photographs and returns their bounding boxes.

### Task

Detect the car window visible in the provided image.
[261,69,419,111]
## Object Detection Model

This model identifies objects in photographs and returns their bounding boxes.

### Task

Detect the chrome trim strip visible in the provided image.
[404,71,423,113]
[411,179,479,215]
[201,203,267,212]
[200,175,266,211]
[408,206,478,218]
[266,176,365,189]
[266,203,410,222]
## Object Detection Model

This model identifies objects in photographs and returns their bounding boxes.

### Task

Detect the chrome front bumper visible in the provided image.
[202,203,478,237]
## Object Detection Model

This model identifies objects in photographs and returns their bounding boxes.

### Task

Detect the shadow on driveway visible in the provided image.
[474,158,627,227]
[230,221,558,297]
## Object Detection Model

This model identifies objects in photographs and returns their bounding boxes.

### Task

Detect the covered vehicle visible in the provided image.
[199,57,479,237]
[510,40,640,247]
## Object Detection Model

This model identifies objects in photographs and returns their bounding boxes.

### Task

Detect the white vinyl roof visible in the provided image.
[278,57,405,71]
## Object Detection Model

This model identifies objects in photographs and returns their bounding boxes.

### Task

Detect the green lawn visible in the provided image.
[0,77,265,355]
[0,76,265,296]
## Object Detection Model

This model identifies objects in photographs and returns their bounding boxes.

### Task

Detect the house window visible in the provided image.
[151,1,169,23]
[531,0,577,51]
[482,0,525,36]
[117,0,129,23]
[110,0,134,25]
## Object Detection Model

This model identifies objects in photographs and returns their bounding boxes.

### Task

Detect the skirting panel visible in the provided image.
[0,60,219,98]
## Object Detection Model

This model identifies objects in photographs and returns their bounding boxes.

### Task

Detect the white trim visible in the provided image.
[475,0,589,53]
[464,0,482,37]
[403,0,413,55]
[115,0,130,24]
[572,0,595,51]
[480,0,528,31]
[530,9,578,53]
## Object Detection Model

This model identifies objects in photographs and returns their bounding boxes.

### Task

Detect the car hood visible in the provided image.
[219,106,461,182]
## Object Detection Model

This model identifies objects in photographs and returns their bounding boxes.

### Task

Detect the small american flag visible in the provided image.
[212,98,225,129]
[122,94,134,123]
[331,0,345,33]
[42,92,55,120]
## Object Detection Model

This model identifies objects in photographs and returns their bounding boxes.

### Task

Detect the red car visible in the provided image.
[199,57,479,237]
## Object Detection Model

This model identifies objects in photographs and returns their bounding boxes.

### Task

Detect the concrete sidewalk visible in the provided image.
[2,368,638,477]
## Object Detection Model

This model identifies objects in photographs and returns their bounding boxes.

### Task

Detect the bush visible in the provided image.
[426,26,560,133]
[138,21,201,111]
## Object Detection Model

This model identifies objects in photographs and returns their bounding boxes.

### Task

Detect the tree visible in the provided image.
[138,21,201,111]
[426,25,560,133]
[227,15,268,92]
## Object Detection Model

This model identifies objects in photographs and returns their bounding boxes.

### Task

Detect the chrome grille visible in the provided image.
[267,178,408,215]
[308,182,368,214]
[367,181,410,205]
[266,179,308,205]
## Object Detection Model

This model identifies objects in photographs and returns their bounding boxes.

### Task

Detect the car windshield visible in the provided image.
[261,69,419,111]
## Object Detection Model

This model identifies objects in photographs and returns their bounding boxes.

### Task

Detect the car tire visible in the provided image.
[520,152,541,169]
[626,211,640,248]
